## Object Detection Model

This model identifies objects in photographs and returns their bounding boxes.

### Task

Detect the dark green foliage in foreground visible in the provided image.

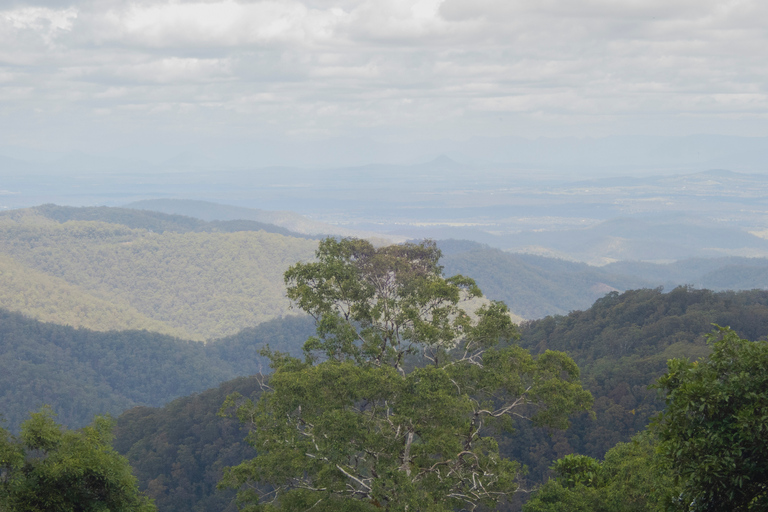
[114,377,263,512]
[522,432,676,512]
[98,287,768,511]
[0,408,155,512]
[655,328,768,511]
[0,309,314,432]
[220,238,592,511]
[525,327,768,512]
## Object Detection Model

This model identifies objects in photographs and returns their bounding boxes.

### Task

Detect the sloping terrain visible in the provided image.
[114,376,262,512]
[441,241,768,318]
[0,253,186,337]
[603,256,768,290]
[0,309,315,433]
[510,287,768,480]
[440,242,651,318]
[34,203,317,239]
[5,205,768,333]
[123,198,394,240]
[0,207,318,339]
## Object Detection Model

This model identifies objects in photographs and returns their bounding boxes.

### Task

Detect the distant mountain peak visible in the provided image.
[431,154,457,164]
[416,154,468,169]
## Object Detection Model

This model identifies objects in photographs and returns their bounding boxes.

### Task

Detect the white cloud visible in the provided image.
[0,0,767,153]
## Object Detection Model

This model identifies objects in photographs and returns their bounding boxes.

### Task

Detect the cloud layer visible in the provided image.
[1,0,767,154]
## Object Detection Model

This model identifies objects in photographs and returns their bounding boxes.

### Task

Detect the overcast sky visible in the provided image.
[1,0,767,160]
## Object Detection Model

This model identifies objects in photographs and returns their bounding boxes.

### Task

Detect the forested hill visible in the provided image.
[114,376,263,512]
[27,203,318,239]
[440,239,768,318]
[439,241,650,318]
[110,286,768,512]
[511,286,768,479]
[5,204,768,339]
[0,207,318,339]
[0,308,314,433]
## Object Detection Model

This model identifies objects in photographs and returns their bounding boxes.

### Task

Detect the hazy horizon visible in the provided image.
[1,0,767,171]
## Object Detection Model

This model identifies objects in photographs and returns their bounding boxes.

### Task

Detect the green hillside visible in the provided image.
[441,240,768,318]
[32,203,317,239]
[114,377,263,512]
[440,243,652,318]
[0,208,318,340]
[0,308,315,433]
[7,204,768,339]
[509,286,768,481]
[0,253,186,337]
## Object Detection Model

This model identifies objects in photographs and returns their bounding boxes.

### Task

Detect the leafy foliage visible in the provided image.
[655,327,768,511]
[522,432,677,512]
[0,407,155,512]
[220,238,592,511]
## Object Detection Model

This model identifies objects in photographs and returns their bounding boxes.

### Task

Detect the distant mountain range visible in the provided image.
[3,134,768,171]
[439,240,768,317]
[3,203,768,333]
[123,198,397,242]
[3,144,768,266]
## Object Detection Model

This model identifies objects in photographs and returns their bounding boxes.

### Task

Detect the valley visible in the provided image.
[2,199,768,511]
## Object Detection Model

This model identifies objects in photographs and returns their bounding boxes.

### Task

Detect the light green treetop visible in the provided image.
[220,238,592,511]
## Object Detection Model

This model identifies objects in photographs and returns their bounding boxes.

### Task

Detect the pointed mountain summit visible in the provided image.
[414,154,470,171]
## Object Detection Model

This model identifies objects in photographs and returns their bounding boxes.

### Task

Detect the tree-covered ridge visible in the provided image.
[0,210,318,339]
[0,308,315,433]
[0,253,187,337]
[27,203,318,239]
[114,377,263,512]
[511,287,768,480]
[524,327,768,511]
[101,286,768,511]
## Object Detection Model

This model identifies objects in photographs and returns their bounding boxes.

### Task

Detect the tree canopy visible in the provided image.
[0,408,155,512]
[220,238,592,511]
[522,432,677,512]
[654,327,768,511]
[525,326,768,512]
